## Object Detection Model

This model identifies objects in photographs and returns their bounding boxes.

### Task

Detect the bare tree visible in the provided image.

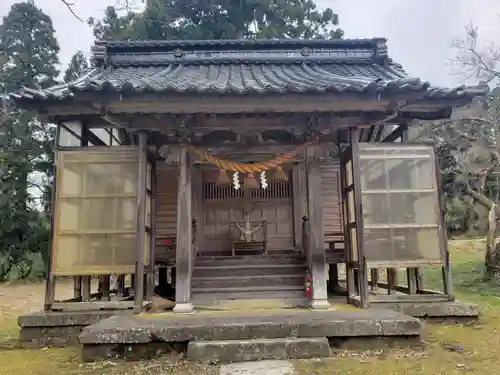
[452,23,500,85]
[60,0,83,22]
[416,23,500,279]
[60,0,144,21]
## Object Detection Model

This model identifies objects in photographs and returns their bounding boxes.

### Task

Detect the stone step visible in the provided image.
[192,297,308,310]
[195,255,306,267]
[193,263,307,278]
[187,337,330,363]
[192,274,304,289]
[192,286,305,301]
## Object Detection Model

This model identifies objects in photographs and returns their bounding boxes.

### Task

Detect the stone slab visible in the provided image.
[20,325,84,347]
[187,337,330,363]
[220,360,294,375]
[18,310,132,347]
[79,308,423,345]
[387,301,480,320]
[18,310,128,328]
[81,342,187,362]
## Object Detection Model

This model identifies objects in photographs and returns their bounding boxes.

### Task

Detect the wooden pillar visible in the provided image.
[145,159,157,302]
[193,165,203,256]
[350,127,369,308]
[133,131,148,313]
[292,163,305,250]
[387,268,397,295]
[407,268,418,294]
[434,144,454,300]
[305,147,330,309]
[370,268,379,291]
[44,126,62,310]
[102,275,111,300]
[81,276,91,301]
[173,147,195,314]
[73,276,82,300]
[117,275,126,297]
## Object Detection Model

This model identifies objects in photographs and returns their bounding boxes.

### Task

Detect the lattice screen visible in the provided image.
[203,172,291,201]
[359,144,442,265]
[52,148,142,276]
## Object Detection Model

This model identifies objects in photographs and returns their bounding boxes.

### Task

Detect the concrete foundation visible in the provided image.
[18,310,130,347]
[78,308,423,361]
[187,337,331,363]
[386,301,480,323]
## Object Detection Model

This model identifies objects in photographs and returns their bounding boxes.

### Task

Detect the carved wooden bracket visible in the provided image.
[175,115,195,143]
[304,115,322,141]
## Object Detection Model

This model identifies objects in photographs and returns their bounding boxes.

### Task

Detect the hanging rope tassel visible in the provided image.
[270,166,288,181]
[243,173,259,189]
[216,169,231,186]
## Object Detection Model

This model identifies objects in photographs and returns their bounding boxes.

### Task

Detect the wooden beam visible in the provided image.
[133,131,148,313]
[173,147,195,314]
[350,294,449,305]
[382,124,406,143]
[51,301,135,311]
[305,146,330,309]
[49,92,426,114]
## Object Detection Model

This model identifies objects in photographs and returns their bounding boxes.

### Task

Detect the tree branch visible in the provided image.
[60,0,83,22]
[467,187,500,216]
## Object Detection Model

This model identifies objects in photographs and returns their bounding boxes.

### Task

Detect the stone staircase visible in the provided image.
[192,254,307,304]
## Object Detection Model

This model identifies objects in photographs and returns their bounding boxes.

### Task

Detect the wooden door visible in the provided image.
[200,168,294,255]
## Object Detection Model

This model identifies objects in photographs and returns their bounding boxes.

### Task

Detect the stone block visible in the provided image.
[18,310,130,348]
[389,301,480,322]
[187,337,330,363]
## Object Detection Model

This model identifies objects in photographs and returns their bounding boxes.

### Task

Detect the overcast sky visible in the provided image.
[1,0,499,87]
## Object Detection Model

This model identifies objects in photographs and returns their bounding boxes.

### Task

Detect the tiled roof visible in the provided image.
[11,38,486,101]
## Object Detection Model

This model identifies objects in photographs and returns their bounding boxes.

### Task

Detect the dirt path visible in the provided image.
[0,280,73,318]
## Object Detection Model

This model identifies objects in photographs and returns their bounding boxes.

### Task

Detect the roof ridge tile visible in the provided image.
[91,38,389,67]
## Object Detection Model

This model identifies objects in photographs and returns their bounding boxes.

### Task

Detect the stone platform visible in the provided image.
[386,300,480,323]
[79,307,423,362]
[18,310,132,347]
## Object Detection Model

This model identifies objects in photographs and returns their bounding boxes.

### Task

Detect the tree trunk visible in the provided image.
[467,189,500,279]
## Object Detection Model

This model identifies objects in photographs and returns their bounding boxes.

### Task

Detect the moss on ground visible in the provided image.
[295,240,500,375]
[0,240,498,374]
[0,282,218,375]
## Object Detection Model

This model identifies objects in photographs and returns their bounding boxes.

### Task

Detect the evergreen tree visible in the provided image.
[0,1,60,280]
[64,51,90,83]
[89,0,343,41]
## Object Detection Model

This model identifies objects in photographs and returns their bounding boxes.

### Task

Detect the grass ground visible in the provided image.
[0,240,498,375]
[296,239,500,374]
[0,282,217,375]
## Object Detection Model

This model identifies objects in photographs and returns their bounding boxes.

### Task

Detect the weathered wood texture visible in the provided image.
[133,131,148,313]
[154,164,178,263]
[291,163,305,249]
[173,148,194,313]
[320,162,343,236]
[305,147,330,309]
